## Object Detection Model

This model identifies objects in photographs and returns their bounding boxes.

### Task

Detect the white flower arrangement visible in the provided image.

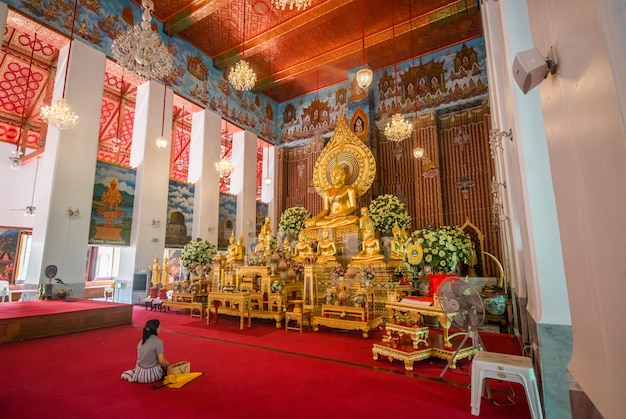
[408,226,472,274]
[368,194,411,232]
[278,206,312,235]
[181,238,217,273]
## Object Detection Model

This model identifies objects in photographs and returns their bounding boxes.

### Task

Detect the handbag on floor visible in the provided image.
[167,361,190,375]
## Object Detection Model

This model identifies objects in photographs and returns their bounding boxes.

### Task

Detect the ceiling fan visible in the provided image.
[11,157,40,216]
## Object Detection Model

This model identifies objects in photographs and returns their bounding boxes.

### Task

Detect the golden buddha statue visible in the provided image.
[281,236,292,255]
[150,256,161,287]
[305,165,359,228]
[226,232,245,265]
[255,216,273,257]
[352,225,384,263]
[293,232,314,262]
[359,207,374,233]
[304,114,376,238]
[390,223,409,261]
[316,228,337,264]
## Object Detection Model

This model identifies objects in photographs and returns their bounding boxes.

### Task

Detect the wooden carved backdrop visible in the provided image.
[277,101,502,277]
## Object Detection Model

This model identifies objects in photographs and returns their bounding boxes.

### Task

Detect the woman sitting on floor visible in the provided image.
[121,319,169,383]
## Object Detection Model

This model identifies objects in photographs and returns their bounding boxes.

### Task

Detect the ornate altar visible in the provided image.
[371,293,478,371]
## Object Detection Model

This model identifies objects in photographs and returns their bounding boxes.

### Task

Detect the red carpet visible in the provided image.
[0,306,533,418]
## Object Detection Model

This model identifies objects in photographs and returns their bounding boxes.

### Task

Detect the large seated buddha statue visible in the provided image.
[301,114,376,245]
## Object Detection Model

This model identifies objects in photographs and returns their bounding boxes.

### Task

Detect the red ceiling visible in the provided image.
[1,0,480,191]
[140,0,482,102]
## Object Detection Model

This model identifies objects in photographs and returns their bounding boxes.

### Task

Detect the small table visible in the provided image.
[207,292,251,330]
[285,300,311,333]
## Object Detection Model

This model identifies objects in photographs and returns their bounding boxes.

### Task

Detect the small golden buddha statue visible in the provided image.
[281,236,292,256]
[305,165,358,228]
[226,232,245,265]
[359,207,374,233]
[316,228,337,264]
[389,223,409,261]
[293,232,314,262]
[256,216,273,256]
[150,256,161,287]
[352,225,384,263]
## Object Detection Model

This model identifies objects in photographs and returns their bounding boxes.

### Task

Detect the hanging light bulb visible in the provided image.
[155,136,168,149]
[9,149,23,170]
[355,0,372,90]
[356,68,373,90]
[413,147,424,159]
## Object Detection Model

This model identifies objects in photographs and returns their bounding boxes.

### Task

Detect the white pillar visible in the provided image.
[230,130,257,246]
[261,145,276,225]
[118,81,173,296]
[188,109,221,243]
[25,40,106,298]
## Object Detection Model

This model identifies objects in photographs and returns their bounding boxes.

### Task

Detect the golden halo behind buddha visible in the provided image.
[312,114,376,197]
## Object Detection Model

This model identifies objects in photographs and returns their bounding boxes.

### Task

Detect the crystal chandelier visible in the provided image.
[272,0,312,11]
[384,2,412,143]
[385,113,413,142]
[215,157,235,177]
[40,98,79,130]
[229,1,256,91]
[229,59,257,91]
[111,0,173,80]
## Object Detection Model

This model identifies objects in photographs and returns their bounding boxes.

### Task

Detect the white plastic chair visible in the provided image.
[0,280,10,302]
[471,351,543,419]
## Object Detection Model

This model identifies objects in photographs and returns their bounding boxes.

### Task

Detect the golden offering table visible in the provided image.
[162,292,208,318]
[312,290,382,338]
[386,297,458,348]
[207,291,251,330]
[312,305,383,338]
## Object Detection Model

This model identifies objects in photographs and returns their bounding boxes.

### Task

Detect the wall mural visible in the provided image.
[0,227,19,284]
[89,162,135,246]
[165,180,194,249]
[278,37,487,146]
[10,0,279,143]
[218,193,236,250]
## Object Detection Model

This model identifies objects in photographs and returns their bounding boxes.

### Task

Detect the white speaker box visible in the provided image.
[512,48,548,94]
